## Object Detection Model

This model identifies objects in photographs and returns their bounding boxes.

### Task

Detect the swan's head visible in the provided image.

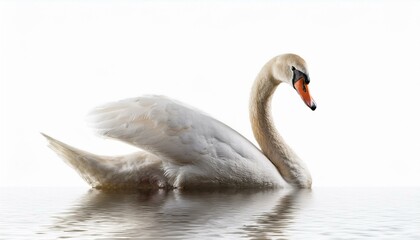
[271,53,317,111]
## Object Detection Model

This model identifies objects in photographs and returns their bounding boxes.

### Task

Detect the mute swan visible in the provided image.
[43,53,316,189]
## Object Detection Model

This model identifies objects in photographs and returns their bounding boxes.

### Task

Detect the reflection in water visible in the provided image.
[243,190,311,239]
[3,188,419,239]
[46,188,311,239]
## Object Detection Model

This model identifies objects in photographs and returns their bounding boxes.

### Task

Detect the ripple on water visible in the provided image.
[1,187,420,239]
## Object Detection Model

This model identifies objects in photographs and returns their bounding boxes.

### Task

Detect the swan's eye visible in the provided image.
[291,66,296,71]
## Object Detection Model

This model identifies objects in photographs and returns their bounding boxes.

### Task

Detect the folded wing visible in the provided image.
[87,95,284,187]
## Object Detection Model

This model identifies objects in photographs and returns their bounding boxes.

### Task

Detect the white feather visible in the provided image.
[42,133,168,189]
[86,95,286,188]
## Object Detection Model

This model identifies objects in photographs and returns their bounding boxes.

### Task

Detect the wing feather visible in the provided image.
[87,95,285,187]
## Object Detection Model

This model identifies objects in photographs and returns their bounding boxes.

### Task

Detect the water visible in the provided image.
[1,187,419,239]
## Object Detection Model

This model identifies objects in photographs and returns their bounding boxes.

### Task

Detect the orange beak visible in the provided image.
[294,78,317,111]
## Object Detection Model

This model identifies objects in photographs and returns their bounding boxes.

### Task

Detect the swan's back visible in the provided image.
[88,95,287,188]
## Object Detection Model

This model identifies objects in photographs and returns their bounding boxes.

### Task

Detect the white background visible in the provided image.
[1,1,419,187]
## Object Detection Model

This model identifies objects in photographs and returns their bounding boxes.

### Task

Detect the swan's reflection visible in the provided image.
[243,189,312,239]
[48,188,312,239]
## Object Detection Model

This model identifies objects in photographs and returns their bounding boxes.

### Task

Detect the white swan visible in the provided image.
[43,53,316,189]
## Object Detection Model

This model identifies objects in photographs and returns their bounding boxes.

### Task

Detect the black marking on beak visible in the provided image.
[292,67,310,88]
[310,102,317,111]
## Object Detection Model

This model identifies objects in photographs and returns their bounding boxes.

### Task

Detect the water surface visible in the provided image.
[1,187,419,239]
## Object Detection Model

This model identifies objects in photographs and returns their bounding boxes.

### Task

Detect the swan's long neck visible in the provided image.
[250,61,312,188]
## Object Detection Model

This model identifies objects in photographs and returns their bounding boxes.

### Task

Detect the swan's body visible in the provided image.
[43,53,316,189]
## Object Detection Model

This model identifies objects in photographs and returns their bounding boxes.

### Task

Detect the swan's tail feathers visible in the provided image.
[41,133,109,187]
[41,133,168,190]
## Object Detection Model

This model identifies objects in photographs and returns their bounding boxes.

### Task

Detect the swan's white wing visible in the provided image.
[88,95,286,188]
